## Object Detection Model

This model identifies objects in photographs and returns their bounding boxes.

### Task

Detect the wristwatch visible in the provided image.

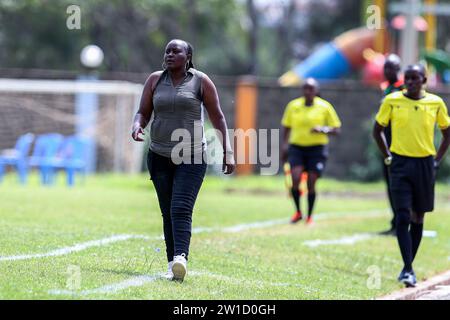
[434,159,440,169]
[384,156,392,166]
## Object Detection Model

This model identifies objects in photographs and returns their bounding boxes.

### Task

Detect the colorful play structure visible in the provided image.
[279,0,450,87]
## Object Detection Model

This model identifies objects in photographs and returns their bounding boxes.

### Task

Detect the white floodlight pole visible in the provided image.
[399,0,420,68]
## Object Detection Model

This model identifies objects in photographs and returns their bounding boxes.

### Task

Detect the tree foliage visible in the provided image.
[0,0,362,76]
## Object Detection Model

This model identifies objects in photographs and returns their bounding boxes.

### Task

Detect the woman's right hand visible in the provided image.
[132,126,145,142]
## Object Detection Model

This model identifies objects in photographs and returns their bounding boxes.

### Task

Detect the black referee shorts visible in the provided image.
[288,144,328,176]
[389,153,436,213]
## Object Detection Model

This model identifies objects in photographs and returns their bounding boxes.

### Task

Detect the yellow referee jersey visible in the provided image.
[281,96,341,147]
[376,91,450,157]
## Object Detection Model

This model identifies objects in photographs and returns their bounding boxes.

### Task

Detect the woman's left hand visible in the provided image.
[223,153,236,175]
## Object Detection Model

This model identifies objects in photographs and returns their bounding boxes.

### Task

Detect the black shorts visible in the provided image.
[288,144,328,176]
[389,153,436,213]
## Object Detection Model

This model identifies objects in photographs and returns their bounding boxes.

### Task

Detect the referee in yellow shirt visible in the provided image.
[373,64,450,287]
[281,78,341,225]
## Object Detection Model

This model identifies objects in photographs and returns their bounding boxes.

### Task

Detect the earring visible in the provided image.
[162,61,167,70]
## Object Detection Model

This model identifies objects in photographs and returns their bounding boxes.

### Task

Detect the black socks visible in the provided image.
[291,189,317,217]
[396,210,413,272]
[410,222,424,261]
[291,188,300,212]
[396,208,425,273]
[291,188,317,219]
[307,193,316,218]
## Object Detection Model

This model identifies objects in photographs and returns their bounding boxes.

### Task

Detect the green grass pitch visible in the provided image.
[0,173,449,299]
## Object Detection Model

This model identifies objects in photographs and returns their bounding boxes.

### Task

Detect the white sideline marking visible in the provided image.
[1,208,388,262]
[192,208,388,234]
[303,233,375,248]
[192,219,287,234]
[0,234,156,262]
[49,270,325,297]
[222,219,287,233]
[49,274,162,296]
[423,230,437,238]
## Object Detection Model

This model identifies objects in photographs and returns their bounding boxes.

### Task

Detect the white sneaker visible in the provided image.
[172,253,187,281]
[163,261,174,280]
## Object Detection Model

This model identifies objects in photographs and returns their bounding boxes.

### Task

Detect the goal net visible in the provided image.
[0,78,144,174]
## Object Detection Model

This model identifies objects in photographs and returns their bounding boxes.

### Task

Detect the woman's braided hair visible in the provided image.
[185,41,195,70]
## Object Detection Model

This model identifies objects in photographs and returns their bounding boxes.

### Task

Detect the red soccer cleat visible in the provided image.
[306,216,314,225]
[290,211,303,224]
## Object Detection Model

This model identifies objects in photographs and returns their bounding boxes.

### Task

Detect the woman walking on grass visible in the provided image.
[132,39,235,282]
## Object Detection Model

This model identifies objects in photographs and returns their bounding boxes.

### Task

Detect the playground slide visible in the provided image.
[423,50,450,83]
[279,27,377,86]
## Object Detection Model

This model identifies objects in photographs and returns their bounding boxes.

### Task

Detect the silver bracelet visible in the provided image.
[322,127,330,134]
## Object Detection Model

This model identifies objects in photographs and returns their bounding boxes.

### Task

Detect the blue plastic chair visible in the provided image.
[45,136,88,186]
[28,133,64,185]
[0,133,35,184]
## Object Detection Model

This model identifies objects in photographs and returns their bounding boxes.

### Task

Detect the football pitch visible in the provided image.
[0,173,449,300]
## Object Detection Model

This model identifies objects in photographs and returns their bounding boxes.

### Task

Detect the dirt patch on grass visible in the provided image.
[224,188,450,202]
[224,188,386,199]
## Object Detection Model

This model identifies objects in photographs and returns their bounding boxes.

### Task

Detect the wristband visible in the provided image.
[322,127,330,134]
[384,156,392,166]
[434,159,440,169]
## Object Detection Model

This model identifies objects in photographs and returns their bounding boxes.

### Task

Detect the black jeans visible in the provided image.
[147,150,207,262]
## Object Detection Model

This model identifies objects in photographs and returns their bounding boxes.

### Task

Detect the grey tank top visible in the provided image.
[150,68,206,158]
